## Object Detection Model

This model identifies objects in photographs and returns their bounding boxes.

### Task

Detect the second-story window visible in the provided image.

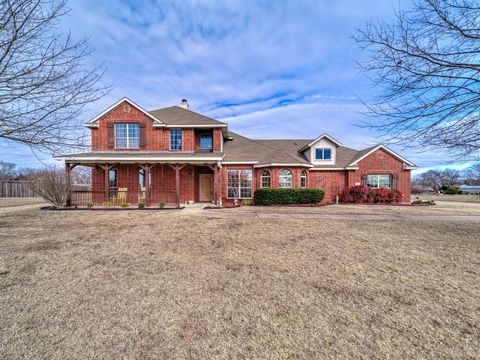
[315,148,332,160]
[170,129,182,150]
[200,133,213,150]
[115,123,140,149]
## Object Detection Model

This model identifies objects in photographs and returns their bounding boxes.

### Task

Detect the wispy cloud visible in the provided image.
[0,0,472,170]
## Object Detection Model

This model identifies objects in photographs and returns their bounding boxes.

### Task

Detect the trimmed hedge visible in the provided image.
[254,188,325,205]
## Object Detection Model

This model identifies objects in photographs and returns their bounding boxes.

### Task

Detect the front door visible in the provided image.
[199,174,213,202]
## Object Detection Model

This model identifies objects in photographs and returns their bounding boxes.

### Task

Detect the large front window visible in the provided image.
[367,174,391,188]
[115,123,140,149]
[227,170,252,198]
[200,133,213,150]
[170,129,182,150]
[279,169,293,188]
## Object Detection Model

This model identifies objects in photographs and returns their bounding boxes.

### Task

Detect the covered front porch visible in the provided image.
[64,160,222,208]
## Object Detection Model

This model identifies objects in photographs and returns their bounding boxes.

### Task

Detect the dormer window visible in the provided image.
[170,129,182,150]
[315,148,331,160]
[115,123,140,149]
[200,133,213,150]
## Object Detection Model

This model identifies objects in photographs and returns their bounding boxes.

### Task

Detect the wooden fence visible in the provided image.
[0,180,35,198]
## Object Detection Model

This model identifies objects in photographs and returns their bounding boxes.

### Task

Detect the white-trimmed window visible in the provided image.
[279,169,293,188]
[227,170,252,198]
[115,123,140,149]
[300,170,307,188]
[170,129,182,150]
[315,148,332,160]
[261,170,271,188]
[367,174,391,188]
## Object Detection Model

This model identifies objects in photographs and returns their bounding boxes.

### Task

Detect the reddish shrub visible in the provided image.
[338,187,352,203]
[366,189,376,204]
[388,189,403,203]
[374,187,390,203]
[338,185,404,204]
[349,185,369,203]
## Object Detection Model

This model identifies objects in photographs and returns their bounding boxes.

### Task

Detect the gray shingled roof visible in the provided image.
[149,106,227,126]
[223,133,362,168]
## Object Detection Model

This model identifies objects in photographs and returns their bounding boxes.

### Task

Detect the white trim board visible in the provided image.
[254,163,313,168]
[56,156,224,162]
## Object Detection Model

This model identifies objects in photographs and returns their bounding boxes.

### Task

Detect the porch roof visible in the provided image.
[55,151,224,164]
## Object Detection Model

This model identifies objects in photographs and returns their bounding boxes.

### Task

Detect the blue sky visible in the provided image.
[0,0,474,174]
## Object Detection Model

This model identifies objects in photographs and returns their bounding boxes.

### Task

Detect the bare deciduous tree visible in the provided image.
[0,0,109,153]
[464,163,480,184]
[355,0,480,158]
[0,160,16,179]
[416,168,461,192]
[29,167,69,207]
[71,165,91,185]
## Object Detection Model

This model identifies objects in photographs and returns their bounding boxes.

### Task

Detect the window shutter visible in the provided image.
[392,174,399,189]
[107,123,114,148]
[361,174,367,186]
[140,124,146,148]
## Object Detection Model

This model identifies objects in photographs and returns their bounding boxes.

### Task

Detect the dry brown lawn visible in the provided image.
[416,193,480,203]
[0,207,479,359]
[0,197,45,208]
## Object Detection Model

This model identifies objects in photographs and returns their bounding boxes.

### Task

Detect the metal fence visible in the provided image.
[70,190,178,207]
[0,180,35,198]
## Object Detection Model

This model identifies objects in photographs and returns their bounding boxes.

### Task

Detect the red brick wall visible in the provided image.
[347,148,411,202]
[91,100,167,151]
[91,100,224,152]
[308,170,347,204]
[213,129,222,151]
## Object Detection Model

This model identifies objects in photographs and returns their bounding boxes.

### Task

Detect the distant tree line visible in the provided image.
[413,163,480,193]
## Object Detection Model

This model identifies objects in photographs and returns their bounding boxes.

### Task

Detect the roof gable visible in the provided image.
[348,144,416,167]
[298,133,342,152]
[85,98,165,128]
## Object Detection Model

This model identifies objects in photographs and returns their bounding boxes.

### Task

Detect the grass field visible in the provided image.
[1,204,479,359]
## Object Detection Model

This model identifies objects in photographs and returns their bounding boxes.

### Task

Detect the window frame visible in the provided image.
[367,174,391,188]
[114,123,140,149]
[315,147,332,160]
[260,170,271,188]
[199,132,213,150]
[227,169,253,199]
[170,129,183,151]
[279,169,293,188]
[300,170,307,188]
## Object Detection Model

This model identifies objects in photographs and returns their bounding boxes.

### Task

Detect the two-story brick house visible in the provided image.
[57,98,417,207]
